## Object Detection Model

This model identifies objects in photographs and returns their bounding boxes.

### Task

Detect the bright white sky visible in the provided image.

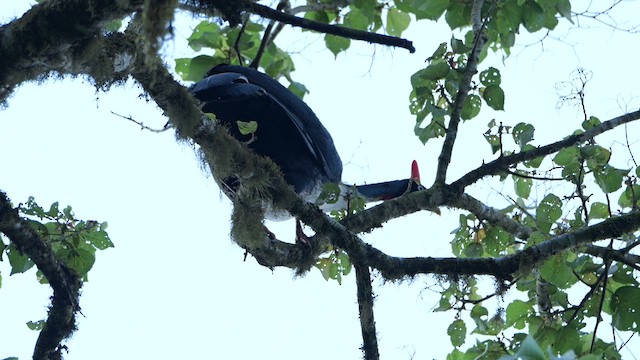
[1,1,640,359]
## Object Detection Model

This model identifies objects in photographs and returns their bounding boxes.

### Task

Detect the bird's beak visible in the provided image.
[407,160,425,193]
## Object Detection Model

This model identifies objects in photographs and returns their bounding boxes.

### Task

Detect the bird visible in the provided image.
[190,64,423,219]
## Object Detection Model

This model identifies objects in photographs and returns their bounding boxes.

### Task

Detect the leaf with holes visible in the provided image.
[513,123,534,149]
[447,319,466,347]
[461,95,481,120]
[536,194,561,233]
[480,67,501,86]
[481,85,505,110]
[611,286,640,331]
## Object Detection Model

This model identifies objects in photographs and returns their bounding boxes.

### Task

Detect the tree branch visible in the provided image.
[184,0,415,52]
[448,193,532,240]
[0,192,82,360]
[355,210,640,281]
[434,0,488,185]
[0,0,141,103]
[452,109,640,190]
[354,261,379,360]
[584,244,640,271]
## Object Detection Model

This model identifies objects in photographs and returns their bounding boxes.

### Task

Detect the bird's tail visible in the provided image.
[317,161,423,211]
[355,160,423,202]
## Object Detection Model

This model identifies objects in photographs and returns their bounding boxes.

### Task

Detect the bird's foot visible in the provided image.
[295,220,312,247]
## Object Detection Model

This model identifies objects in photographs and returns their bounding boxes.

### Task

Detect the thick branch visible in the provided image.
[354,261,379,360]
[0,0,141,103]
[0,192,82,360]
[357,210,640,281]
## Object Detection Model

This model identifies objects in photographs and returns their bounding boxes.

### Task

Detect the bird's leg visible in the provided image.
[264,225,276,240]
[295,220,312,246]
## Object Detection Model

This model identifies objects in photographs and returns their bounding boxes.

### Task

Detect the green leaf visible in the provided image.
[464,242,483,257]
[515,336,546,360]
[83,229,114,250]
[288,81,309,99]
[304,10,331,24]
[582,116,600,131]
[416,0,450,20]
[428,42,448,61]
[187,21,222,51]
[536,194,561,233]
[415,116,446,144]
[175,55,221,81]
[582,144,611,168]
[461,94,481,120]
[589,202,609,219]
[483,227,513,256]
[421,59,450,80]
[505,300,531,329]
[236,120,258,135]
[445,2,471,29]
[539,254,576,289]
[484,134,501,154]
[7,245,34,275]
[57,247,96,277]
[522,144,544,168]
[512,123,535,149]
[26,319,45,331]
[553,146,579,166]
[46,201,59,217]
[315,258,333,281]
[345,8,370,31]
[450,37,470,54]
[103,19,122,33]
[593,165,626,194]
[521,1,545,32]
[324,34,350,57]
[469,304,502,335]
[434,297,452,312]
[479,67,501,86]
[386,8,411,36]
[481,85,505,110]
[447,319,466,347]
[618,184,640,209]
[316,183,341,205]
[555,325,580,354]
[611,286,640,331]
[514,173,533,199]
[556,0,573,23]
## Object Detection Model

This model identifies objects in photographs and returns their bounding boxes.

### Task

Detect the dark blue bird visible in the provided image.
[191,64,422,216]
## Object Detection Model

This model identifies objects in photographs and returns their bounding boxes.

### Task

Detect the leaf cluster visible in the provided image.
[2,197,113,283]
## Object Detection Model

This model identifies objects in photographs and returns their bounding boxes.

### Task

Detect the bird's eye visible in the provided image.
[232,76,249,84]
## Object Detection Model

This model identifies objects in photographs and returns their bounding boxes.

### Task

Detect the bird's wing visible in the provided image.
[207,65,342,183]
[191,72,266,103]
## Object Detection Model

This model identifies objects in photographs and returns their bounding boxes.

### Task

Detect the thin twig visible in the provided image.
[244,1,415,53]
[111,111,171,132]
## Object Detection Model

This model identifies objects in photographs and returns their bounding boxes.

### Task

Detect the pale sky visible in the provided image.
[1,1,640,359]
